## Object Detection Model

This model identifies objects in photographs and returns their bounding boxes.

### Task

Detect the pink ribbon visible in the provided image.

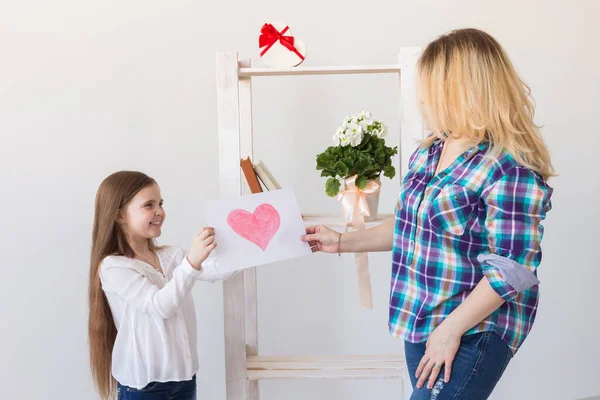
[337,175,381,308]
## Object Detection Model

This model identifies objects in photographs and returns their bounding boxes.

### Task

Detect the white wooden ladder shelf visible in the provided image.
[216,48,424,400]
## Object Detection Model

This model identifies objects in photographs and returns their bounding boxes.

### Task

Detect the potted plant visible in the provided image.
[316,110,398,221]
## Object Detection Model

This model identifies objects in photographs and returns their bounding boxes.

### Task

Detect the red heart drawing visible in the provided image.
[227,203,281,251]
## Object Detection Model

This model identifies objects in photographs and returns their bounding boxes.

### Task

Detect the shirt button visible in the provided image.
[184,335,188,340]
[186,354,191,359]
[409,240,414,246]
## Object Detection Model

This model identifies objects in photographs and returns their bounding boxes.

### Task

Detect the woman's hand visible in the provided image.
[187,227,216,270]
[301,225,340,253]
[414,278,506,389]
[415,323,461,389]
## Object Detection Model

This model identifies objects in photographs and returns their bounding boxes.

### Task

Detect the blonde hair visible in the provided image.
[417,28,555,180]
[88,171,159,399]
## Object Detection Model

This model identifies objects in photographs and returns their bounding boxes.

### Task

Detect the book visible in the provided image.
[253,161,282,191]
[240,157,263,194]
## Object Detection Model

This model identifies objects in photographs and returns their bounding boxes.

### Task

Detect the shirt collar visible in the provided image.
[433,137,489,158]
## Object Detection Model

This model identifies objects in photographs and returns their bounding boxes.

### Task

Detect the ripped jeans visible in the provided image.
[404,331,512,400]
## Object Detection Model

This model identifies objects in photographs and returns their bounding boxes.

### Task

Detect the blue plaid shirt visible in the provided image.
[389,138,553,354]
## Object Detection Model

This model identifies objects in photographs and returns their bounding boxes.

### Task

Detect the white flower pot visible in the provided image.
[363,178,381,222]
[341,177,381,223]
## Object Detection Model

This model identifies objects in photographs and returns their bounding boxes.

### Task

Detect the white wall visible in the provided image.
[1,0,598,399]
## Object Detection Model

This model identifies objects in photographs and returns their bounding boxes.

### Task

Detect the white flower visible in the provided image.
[334,111,386,147]
[333,128,345,145]
[378,122,388,137]
[360,118,374,131]
[350,134,363,147]
[346,123,364,147]
[347,122,362,134]
[359,110,371,120]
[333,127,353,147]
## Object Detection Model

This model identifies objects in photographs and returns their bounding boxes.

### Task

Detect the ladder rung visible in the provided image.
[239,65,401,77]
[246,355,405,380]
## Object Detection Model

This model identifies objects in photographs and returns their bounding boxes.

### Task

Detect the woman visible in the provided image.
[302,28,554,399]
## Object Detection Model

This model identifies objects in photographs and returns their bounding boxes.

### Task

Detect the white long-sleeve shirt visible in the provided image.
[99,245,232,389]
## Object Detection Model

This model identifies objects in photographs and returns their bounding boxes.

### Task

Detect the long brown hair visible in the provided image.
[417,28,555,180]
[88,171,158,399]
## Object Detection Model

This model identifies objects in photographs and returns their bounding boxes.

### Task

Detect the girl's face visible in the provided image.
[119,183,166,241]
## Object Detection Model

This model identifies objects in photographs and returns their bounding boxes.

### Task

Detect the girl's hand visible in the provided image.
[301,225,340,254]
[415,323,461,389]
[187,227,216,270]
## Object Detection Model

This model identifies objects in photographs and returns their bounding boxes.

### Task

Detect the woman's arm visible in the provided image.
[302,218,395,254]
[414,277,504,389]
[340,218,395,253]
[438,278,504,337]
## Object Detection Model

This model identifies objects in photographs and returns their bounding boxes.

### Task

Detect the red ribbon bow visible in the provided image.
[259,23,305,60]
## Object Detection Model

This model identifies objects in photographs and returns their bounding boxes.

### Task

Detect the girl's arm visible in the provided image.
[189,251,239,282]
[100,252,203,319]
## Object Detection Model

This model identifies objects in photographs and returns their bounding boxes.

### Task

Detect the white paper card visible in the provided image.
[203,189,311,273]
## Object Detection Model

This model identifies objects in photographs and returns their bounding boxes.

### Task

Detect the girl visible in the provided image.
[302,28,554,399]
[88,171,232,400]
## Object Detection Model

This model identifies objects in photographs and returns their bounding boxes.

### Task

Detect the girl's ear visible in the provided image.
[116,209,126,224]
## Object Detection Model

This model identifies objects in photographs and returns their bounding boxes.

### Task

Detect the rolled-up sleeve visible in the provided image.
[479,166,553,302]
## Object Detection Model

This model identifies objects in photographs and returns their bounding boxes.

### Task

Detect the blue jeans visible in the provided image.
[117,375,196,400]
[404,332,512,400]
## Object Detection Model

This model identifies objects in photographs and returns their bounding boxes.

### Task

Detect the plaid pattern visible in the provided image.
[389,138,553,354]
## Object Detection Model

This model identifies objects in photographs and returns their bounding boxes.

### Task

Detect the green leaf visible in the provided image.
[320,169,336,178]
[316,152,333,170]
[374,147,386,164]
[325,178,341,197]
[334,161,349,177]
[356,175,368,189]
[317,121,397,187]
[359,142,372,153]
[383,165,396,179]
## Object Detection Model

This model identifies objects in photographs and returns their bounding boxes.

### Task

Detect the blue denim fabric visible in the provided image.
[404,332,512,400]
[117,375,196,400]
